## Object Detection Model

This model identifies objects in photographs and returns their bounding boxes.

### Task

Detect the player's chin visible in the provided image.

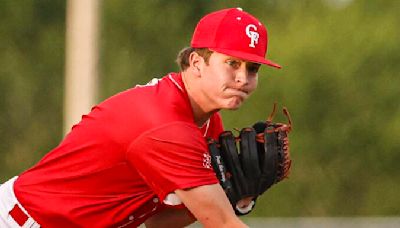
[224,96,245,110]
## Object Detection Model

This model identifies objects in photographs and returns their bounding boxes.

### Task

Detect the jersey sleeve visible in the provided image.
[127,122,219,202]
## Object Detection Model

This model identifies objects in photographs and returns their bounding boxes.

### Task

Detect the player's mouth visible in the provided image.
[227,88,249,99]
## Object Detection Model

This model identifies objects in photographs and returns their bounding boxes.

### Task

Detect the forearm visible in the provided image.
[194,212,247,228]
[198,214,247,228]
[176,184,248,228]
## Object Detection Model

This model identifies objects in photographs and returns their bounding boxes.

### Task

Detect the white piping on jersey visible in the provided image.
[117,198,159,228]
[203,119,210,137]
[168,73,211,137]
[168,74,183,92]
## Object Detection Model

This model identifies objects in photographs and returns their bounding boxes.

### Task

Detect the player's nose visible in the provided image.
[234,65,249,86]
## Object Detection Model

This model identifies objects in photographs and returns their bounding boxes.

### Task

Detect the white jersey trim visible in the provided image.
[203,119,210,137]
[168,73,211,137]
[168,74,184,92]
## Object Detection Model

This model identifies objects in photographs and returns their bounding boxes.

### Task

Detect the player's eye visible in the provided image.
[247,63,261,74]
[226,59,241,69]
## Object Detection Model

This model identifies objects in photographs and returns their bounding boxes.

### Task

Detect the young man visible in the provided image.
[0,8,281,227]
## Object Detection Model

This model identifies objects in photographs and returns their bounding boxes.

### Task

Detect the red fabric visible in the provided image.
[9,204,28,226]
[128,122,219,202]
[13,73,224,227]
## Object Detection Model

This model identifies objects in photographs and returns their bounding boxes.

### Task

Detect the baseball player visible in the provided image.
[0,8,281,227]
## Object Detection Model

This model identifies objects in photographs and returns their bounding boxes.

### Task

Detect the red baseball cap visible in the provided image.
[191,8,281,69]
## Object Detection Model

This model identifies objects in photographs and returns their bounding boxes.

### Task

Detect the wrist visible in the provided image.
[235,200,255,215]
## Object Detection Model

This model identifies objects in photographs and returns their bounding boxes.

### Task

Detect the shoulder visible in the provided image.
[99,73,181,106]
[93,73,192,127]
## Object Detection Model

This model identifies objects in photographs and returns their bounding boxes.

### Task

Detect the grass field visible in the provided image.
[186,217,400,228]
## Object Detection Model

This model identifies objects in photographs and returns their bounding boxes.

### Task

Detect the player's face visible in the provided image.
[199,52,260,110]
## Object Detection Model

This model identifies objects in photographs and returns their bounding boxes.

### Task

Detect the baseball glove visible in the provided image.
[208,103,292,215]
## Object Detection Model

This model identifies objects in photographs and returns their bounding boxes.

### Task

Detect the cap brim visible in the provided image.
[210,48,281,69]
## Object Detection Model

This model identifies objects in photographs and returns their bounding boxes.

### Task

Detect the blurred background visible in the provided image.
[0,0,399,225]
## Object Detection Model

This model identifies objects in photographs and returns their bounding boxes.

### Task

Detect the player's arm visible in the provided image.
[175,183,248,228]
[144,184,245,228]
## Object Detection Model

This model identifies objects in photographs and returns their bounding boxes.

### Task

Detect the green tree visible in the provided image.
[1,0,399,216]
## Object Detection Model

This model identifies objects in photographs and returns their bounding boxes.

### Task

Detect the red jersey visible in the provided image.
[14,73,223,227]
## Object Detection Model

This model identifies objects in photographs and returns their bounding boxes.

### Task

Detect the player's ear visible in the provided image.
[188,51,202,76]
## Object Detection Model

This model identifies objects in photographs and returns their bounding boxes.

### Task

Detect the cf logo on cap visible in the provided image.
[245,24,259,48]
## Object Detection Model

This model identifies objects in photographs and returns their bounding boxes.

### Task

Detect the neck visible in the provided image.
[181,71,217,127]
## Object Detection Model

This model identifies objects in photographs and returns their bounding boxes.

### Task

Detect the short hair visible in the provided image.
[176,47,213,71]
